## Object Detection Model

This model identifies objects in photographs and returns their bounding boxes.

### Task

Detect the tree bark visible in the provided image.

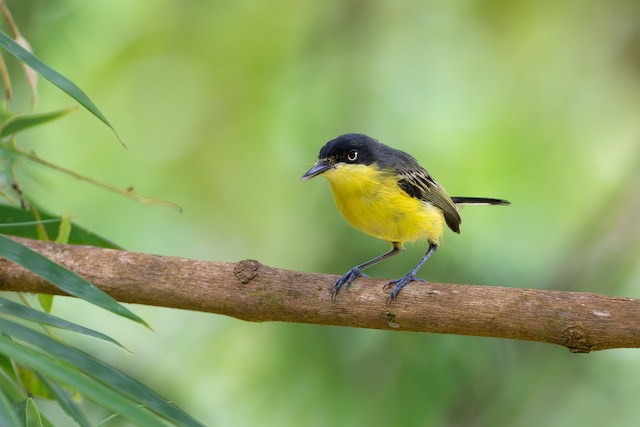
[1,237,639,353]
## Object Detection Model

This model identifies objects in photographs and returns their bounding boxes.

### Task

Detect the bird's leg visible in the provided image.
[384,243,438,304]
[332,242,402,299]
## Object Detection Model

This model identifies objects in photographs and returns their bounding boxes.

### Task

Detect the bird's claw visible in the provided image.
[384,274,426,304]
[331,267,368,299]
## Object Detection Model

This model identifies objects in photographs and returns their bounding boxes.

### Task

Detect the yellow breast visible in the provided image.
[322,164,446,245]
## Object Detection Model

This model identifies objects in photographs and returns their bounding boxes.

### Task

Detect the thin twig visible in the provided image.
[11,147,183,212]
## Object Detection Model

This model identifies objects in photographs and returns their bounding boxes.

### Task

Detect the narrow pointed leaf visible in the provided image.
[0,319,205,427]
[55,215,72,244]
[16,366,53,399]
[0,368,23,402]
[0,234,147,327]
[0,205,121,249]
[36,294,53,313]
[14,398,43,427]
[0,30,120,142]
[0,388,21,427]
[0,297,124,348]
[0,336,168,427]
[0,108,15,127]
[0,108,76,137]
[37,375,92,427]
[0,352,17,381]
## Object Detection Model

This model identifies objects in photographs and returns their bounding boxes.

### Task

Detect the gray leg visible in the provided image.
[384,243,438,303]
[332,242,402,299]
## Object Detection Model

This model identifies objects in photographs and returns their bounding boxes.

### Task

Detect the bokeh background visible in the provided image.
[6,0,640,425]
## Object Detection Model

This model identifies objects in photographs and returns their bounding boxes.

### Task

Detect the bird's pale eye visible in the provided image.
[347,149,358,162]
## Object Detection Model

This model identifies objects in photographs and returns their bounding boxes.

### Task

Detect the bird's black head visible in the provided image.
[301,133,382,180]
[318,133,379,166]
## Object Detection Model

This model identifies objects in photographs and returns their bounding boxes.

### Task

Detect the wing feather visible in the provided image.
[396,166,461,233]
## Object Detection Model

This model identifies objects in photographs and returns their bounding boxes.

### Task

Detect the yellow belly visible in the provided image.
[323,164,446,245]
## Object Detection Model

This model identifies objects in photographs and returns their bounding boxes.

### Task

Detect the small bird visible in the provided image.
[301,133,509,303]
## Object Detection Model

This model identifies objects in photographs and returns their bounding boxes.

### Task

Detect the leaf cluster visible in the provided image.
[0,4,200,426]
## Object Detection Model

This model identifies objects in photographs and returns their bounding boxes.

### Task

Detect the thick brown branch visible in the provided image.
[1,237,639,352]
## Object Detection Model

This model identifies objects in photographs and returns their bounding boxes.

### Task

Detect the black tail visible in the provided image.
[451,197,510,206]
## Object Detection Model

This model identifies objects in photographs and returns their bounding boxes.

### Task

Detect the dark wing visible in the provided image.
[396,166,462,233]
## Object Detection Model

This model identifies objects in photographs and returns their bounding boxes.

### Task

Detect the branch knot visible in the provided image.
[563,325,592,353]
[234,259,261,284]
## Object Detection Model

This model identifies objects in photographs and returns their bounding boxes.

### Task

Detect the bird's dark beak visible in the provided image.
[301,159,333,180]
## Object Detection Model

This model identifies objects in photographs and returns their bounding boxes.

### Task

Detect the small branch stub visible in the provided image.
[234,259,261,284]
[563,325,591,353]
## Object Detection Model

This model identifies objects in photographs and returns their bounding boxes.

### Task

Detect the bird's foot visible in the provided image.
[383,273,426,304]
[331,267,369,300]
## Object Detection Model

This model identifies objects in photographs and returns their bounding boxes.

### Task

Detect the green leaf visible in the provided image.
[14,398,43,427]
[0,205,120,249]
[36,294,53,314]
[0,234,146,327]
[37,375,92,427]
[0,336,166,427]
[0,367,24,403]
[0,108,76,138]
[0,319,205,427]
[0,108,14,127]
[0,30,121,143]
[0,297,124,348]
[55,215,72,244]
[0,388,21,427]
[16,366,53,400]
[0,352,17,382]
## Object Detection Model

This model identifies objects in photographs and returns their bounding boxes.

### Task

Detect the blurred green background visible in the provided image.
[6,0,640,425]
